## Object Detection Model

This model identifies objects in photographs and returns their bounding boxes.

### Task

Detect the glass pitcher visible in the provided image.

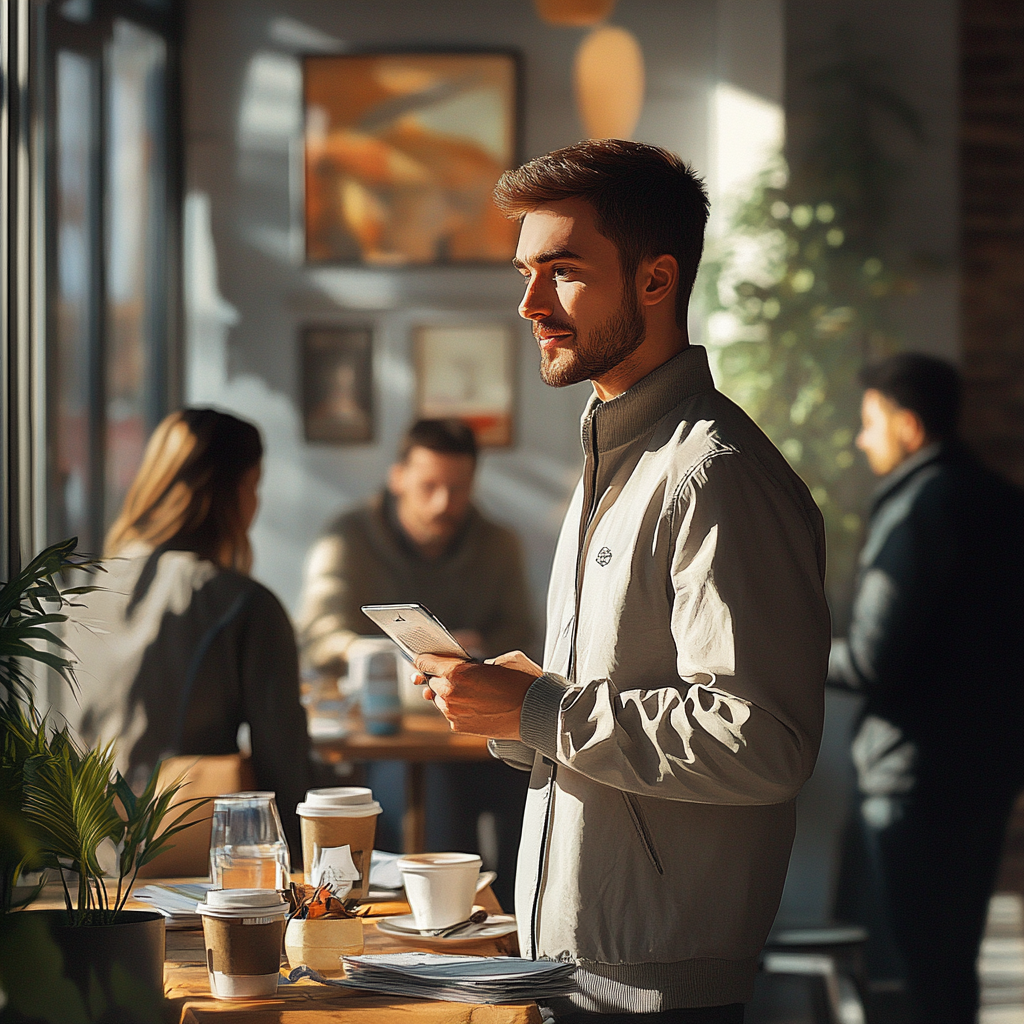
[209,791,291,889]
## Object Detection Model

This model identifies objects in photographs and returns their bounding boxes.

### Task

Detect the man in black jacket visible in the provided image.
[830,352,1024,1024]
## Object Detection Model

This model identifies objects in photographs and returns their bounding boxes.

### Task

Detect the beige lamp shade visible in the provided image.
[574,26,646,140]
[533,0,617,26]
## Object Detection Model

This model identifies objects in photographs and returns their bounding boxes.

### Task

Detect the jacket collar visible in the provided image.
[580,345,716,455]
[871,441,945,509]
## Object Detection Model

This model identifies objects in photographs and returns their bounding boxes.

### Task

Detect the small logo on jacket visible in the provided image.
[595,547,613,567]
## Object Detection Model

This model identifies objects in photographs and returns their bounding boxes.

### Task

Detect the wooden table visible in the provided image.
[37,880,541,1024]
[312,713,493,854]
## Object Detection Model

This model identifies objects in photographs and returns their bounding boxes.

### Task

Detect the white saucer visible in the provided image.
[376,913,517,946]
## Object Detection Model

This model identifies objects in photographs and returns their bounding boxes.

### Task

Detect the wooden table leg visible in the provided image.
[403,762,426,853]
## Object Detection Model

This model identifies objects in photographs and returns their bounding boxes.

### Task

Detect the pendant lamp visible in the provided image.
[573,25,645,139]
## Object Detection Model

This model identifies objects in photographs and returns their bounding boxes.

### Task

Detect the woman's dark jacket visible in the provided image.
[65,544,311,853]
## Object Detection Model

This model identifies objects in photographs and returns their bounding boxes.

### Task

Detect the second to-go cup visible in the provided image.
[397,852,483,931]
[196,889,288,1000]
[297,787,382,900]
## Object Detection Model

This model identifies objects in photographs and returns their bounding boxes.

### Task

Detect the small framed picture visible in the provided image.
[301,326,374,444]
[414,324,515,447]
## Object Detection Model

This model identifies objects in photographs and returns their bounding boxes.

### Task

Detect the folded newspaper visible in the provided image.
[133,850,408,927]
[340,952,575,1004]
[133,882,211,928]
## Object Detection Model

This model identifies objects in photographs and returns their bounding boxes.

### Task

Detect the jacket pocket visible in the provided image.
[621,791,664,874]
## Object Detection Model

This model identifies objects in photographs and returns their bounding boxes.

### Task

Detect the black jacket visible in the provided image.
[829,443,1024,786]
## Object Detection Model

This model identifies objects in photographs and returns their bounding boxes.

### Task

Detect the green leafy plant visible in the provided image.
[0,538,208,926]
[0,538,100,706]
[698,45,924,616]
[22,733,207,926]
[1,538,103,915]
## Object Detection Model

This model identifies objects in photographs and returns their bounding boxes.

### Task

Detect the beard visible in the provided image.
[536,290,646,388]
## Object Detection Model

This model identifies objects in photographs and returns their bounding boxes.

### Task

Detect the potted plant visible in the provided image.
[0,539,208,1021]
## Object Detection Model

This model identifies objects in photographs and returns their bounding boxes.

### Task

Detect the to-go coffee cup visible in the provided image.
[297,787,382,900]
[397,852,484,932]
[196,889,288,999]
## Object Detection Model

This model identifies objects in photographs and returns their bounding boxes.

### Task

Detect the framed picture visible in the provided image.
[415,324,515,447]
[301,326,374,444]
[303,50,520,265]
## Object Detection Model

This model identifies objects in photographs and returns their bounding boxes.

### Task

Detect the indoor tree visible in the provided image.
[699,43,925,617]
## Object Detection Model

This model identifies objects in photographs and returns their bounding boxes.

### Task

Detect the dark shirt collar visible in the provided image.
[580,346,716,455]
[872,441,946,507]
[380,488,473,563]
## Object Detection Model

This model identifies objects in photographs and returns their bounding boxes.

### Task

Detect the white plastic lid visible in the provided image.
[197,889,288,918]
[296,787,382,818]
[305,787,374,807]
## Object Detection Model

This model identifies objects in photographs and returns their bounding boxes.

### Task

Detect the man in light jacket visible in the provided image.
[415,140,831,1023]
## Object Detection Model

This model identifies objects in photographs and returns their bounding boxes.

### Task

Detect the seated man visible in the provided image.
[296,418,534,904]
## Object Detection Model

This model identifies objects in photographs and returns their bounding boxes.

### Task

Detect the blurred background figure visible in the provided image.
[67,408,311,862]
[829,353,1024,1024]
[296,417,534,906]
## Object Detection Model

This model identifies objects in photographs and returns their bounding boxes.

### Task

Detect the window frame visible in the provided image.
[44,0,182,553]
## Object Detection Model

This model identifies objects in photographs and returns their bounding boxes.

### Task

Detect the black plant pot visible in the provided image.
[35,909,165,1014]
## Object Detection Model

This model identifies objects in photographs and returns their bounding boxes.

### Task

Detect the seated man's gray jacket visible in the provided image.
[829,442,1024,799]
[297,493,534,670]
[492,347,831,1014]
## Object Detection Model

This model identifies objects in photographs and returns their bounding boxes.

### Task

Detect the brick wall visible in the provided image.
[960,0,1024,486]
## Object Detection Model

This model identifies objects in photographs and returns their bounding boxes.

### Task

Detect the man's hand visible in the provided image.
[413,650,543,739]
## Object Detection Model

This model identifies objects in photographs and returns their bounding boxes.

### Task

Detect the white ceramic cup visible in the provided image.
[397,852,483,931]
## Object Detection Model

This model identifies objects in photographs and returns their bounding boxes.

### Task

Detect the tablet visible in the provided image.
[360,603,471,663]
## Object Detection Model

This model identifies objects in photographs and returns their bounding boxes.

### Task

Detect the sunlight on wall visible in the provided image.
[184,190,352,603]
[710,81,784,221]
[238,51,302,148]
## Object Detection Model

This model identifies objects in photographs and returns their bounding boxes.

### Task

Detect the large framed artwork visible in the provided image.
[415,324,514,447]
[303,50,520,265]
[301,326,374,444]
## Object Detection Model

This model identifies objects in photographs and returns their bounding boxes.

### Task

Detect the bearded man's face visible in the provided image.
[535,287,645,388]
[514,198,646,390]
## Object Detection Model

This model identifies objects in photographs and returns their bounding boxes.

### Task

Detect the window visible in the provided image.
[47,0,178,552]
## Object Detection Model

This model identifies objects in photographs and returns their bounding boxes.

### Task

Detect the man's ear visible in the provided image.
[896,408,929,454]
[638,254,678,309]
[387,461,405,496]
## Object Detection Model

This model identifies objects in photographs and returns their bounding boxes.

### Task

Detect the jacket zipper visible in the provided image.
[530,412,601,959]
[621,791,664,874]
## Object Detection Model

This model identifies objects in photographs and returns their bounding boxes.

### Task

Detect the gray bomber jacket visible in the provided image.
[492,346,830,1013]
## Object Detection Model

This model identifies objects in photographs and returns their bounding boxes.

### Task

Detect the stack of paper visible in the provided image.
[369,850,405,891]
[133,882,212,928]
[340,952,575,1004]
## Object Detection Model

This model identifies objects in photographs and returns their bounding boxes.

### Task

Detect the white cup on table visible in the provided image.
[397,852,489,931]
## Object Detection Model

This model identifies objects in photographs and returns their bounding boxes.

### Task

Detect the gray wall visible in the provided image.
[182,0,783,618]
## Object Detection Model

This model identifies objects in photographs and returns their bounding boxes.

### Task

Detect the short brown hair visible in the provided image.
[494,139,710,328]
[105,408,263,572]
[399,418,478,462]
[860,353,963,440]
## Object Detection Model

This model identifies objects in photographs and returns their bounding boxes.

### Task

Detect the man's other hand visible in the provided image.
[413,651,542,739]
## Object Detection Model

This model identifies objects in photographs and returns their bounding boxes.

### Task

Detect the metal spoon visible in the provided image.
[427,908,489,938]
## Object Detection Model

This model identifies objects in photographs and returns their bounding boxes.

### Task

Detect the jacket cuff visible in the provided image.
[519,673,568,760]
[488,738,536,772]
